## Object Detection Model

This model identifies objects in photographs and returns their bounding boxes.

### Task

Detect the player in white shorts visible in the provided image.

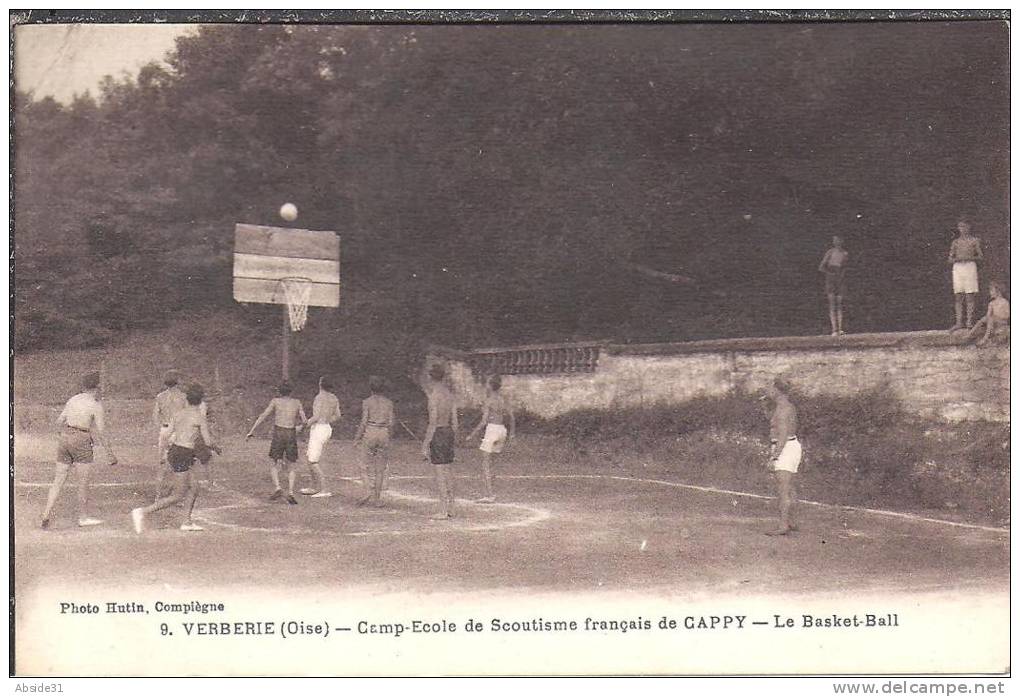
[300,376,341,498]
[464,375,515,503]
[760,376,801,536]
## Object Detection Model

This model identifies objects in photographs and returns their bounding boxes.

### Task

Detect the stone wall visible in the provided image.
[431,331,1010,422]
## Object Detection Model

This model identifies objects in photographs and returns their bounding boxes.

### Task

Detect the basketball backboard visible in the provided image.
[232,223,340,307]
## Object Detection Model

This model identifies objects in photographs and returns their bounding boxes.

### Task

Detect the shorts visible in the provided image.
[194,433,215,465]
[429,426,455,465]
[772,438,802,474]
[269,426,299,463]
[480,423,508,454]
[361,426,390,457]
[168,444,196,473]
[56,427,93,465]
[952,261,979,294]
[307,423,332,463]
[824,269,847,297]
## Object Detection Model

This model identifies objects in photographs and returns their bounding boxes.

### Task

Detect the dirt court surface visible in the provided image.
[13,431,1009,596]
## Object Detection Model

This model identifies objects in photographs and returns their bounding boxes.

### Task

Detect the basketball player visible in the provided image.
[247,383,308,504]
[422,363,458,520]
[353,375,395,507]
[132,384,217,533]
[151,370,187,501]
[464,375,515,503]
[760,376,801,536]
[41,371,118,529]
[299,376,341,498]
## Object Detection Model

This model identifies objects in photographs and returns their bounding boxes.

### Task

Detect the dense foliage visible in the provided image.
[14,23,1010,355]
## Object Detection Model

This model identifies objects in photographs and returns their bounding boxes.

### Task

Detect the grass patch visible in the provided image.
[517,390,1009,525]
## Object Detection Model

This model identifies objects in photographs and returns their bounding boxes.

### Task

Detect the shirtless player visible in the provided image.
[299,376,342,498]
[422,363,458,520]
[464,375,515,503]
[41,371,118,529]
[760,376,801,536]
[353,375,395,507]
[131,384,217,533]
[246,383,308,504]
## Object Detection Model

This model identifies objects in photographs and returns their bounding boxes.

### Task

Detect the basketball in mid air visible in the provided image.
[280,203,299,222]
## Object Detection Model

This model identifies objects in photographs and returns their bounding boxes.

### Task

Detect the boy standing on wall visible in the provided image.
[948,220,983,331]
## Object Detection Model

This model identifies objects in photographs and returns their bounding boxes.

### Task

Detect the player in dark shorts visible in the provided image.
[354,375,395,507]
[422,363,459,520]
[132,384,218,533]
[246,383,307,503]
[818,235,849,337]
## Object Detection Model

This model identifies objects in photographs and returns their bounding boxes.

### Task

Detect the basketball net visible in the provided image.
[280,277,312,332]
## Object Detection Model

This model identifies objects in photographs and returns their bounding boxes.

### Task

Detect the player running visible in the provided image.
[41,371,118,529]
[299,376,341,498]
[151,370,187,501]
[464,374,515,503]
[246,383,308,504]
[422,363,458,520]
[131,384,217,533]
[353,375,395,507]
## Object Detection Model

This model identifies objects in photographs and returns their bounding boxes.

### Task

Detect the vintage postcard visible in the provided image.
[10,11,1010,678]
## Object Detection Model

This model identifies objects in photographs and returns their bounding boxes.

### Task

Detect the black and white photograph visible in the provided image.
[9,10,1010,678]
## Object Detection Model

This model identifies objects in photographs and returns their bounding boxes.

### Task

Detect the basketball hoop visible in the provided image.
[280,277,312,332]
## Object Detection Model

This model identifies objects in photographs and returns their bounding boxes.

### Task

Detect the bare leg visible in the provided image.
[371,457,386,504]
[964,318,987,343]
[154,466,172,502]
[479,452,495,501]
[41,462,71,526]
[141,472,188,514]
[182,474,200,526]
[965,293,977,328]
[132,471,188,533]
[309,463,328,492]
[432,464,453,518]
[766,471,794,535]
[788,475,799,530]
[76,462,99,524]
[827,295,838,335]
[835,296,844,335]
[360,449,371,491]
[951,294,964,330]
[269,461,283,498]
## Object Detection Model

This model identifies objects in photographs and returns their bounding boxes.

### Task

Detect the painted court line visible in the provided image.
[191,483,551,537]
[384,473,1009,535]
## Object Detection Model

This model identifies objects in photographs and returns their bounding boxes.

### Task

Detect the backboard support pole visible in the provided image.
[282,305,290,382]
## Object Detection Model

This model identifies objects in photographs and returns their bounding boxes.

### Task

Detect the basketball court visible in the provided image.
[12,430,1008,595]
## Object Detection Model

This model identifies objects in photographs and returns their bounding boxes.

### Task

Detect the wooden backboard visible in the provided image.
[232,223,340,307]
